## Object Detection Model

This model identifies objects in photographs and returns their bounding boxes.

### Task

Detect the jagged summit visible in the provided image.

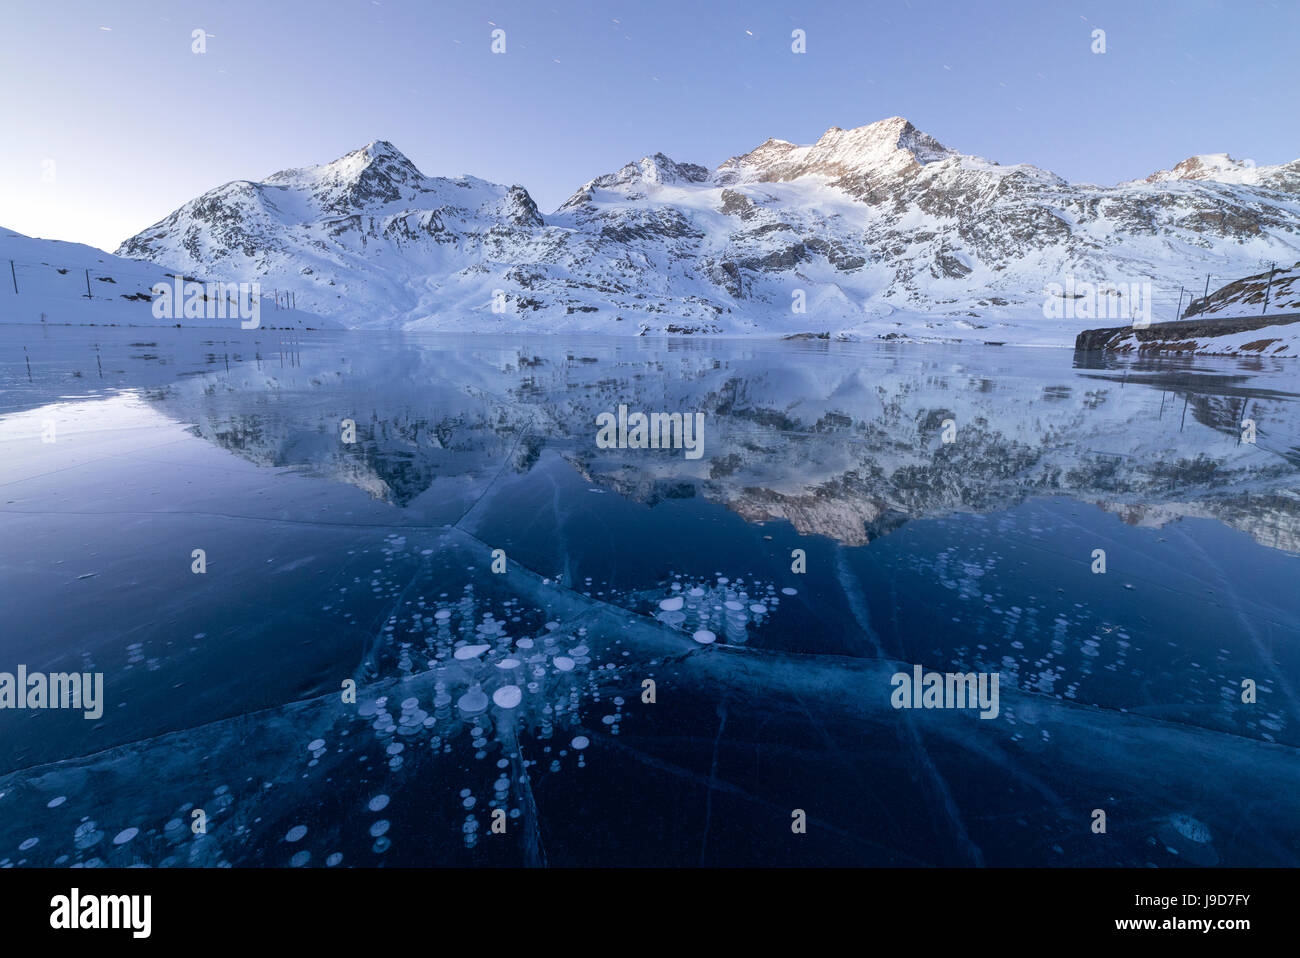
[633,152,712,185]
[717,116,953,185]
[558,152,711,210]
[362,138,405,158]
[564,117,953,208]
[1144,153,1259,185]
[261,140,429,212]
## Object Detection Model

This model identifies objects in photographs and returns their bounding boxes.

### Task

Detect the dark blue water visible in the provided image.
[0,326,1296,866]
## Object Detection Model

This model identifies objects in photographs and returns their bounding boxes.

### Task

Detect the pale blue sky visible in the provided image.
[2,0,1296,252]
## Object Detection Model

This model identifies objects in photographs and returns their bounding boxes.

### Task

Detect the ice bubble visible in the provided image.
[496,658,521,669]
[369,820,390,837]
[457,688,489,714]
[553,657,575,672]
[19,838,38,851]
[781,587,798,596]
[401,697,419,710]
[326,853,343,867]
[111,828,139,846]
[454,644,491,660]
[571,736,590,750]
[285,825,308,843]
[307,738,325,751]
[692,630,717,644]
[46,796,66,809]
[1170,814,1212,844]
[724,600,744,612]
[517,638,534,649]
[493,685,523,709]
[749,604,767,614]
[368,794,390,812]
[659,596,685,612]
[73,822,104,850]
[435,610,451,620]
[290,850,311,867]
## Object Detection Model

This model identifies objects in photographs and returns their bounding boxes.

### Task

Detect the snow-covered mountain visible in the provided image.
[117,141,548,330]
[116,119,1300,341]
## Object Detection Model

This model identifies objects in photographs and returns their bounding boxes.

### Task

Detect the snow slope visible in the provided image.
[0,227,336,329]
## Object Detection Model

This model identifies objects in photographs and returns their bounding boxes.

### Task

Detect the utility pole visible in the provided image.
[1175,286,1185,320]
[1261,263,1276,314]
[9,260,16,294]
[85,269,92,299]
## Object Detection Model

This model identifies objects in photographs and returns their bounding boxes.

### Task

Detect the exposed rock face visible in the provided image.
[1075,312,1300,357]
[1184,262,1300,318]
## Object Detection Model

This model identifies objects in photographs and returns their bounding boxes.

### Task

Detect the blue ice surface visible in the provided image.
[0,325,1296,866]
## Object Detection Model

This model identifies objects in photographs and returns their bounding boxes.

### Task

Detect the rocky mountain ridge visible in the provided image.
[116,119,1300,341]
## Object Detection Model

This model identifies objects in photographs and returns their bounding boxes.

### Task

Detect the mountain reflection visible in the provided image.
[136,336,1300,554]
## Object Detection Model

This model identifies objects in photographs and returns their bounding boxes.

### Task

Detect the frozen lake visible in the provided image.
[0,325,1297,866]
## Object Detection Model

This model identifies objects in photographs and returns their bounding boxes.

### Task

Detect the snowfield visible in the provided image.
[0,228,337,330]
